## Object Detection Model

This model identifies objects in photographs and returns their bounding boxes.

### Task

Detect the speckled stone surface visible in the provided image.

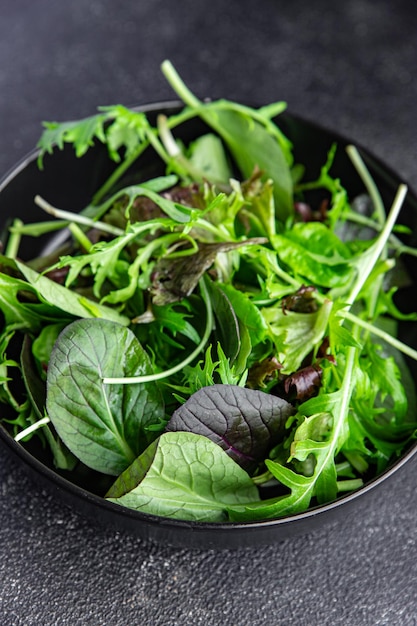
[1,1,417,624]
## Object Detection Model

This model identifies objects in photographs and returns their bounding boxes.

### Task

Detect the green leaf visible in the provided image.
[207,281,241,363]
[231,349,356,521]
[161,62,293,220]
[15,260,130,326]
[37,113,108,164]
[37,105,152,167]
[241,176,276,238]
[46,318,165,475]
[100,106,150,161]
[0,272,45,330]
[215,282,268,348]
[272,222,353,288]
[32,323,67,374]
[20,335,78,470]
[198,103,293,222]
[106,431,260,522]
[188,133,233,183]
[179,344,220,394]
[151,302,201,345]
[262,299,333,374]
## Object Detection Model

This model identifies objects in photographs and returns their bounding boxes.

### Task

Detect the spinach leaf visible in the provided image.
[106,431,259,522]
[165,384,295,472]
[21,335,77,470]
[46,318,165,475]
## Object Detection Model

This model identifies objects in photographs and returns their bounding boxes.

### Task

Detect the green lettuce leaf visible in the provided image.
[106,431,260,522]
[46,318,165,475]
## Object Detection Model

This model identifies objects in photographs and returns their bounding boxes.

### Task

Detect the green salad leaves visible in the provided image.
[1,60,417,523]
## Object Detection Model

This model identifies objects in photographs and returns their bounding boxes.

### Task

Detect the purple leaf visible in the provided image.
[165,384,295,472]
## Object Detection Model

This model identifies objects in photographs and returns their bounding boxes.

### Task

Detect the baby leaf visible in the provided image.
[214,282,268,348]
[151,239,265,305]
[37,113,108,164]
[263,299,333,374]
[0,271,48,330]
[15,260,129,326]
[106,431,259,522]
[187,133,233,184]
[272,222,353,288]
[46,318,165,475]
[207,281,241,363]
[161,61,293,220]
[20,335,78,470]
[206,105,294,220]
[165,384,295,472]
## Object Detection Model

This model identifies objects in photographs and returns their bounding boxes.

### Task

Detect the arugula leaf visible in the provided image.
[149,302,201,345]
[98,105,150,162]
[46,318,165,475]
[229,347,356,520]
[106,431,260,522]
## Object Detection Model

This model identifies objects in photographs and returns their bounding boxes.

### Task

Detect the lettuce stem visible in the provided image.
[342,310,417,362]
[4,218,23,258]
[345,145,386,226]
[15,416,51,442]
[34,195,125,237]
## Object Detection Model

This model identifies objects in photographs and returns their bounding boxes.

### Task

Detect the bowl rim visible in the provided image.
[1,99,417,541]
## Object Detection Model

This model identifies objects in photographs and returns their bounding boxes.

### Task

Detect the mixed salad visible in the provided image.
[1,60,417,523]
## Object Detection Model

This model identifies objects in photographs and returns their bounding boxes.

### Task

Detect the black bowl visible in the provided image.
[1,101,417,549]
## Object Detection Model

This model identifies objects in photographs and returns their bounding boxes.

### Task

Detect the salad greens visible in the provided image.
[1,60,417,523]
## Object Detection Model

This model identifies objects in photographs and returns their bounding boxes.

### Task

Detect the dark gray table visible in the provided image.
[1,2,417,624]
